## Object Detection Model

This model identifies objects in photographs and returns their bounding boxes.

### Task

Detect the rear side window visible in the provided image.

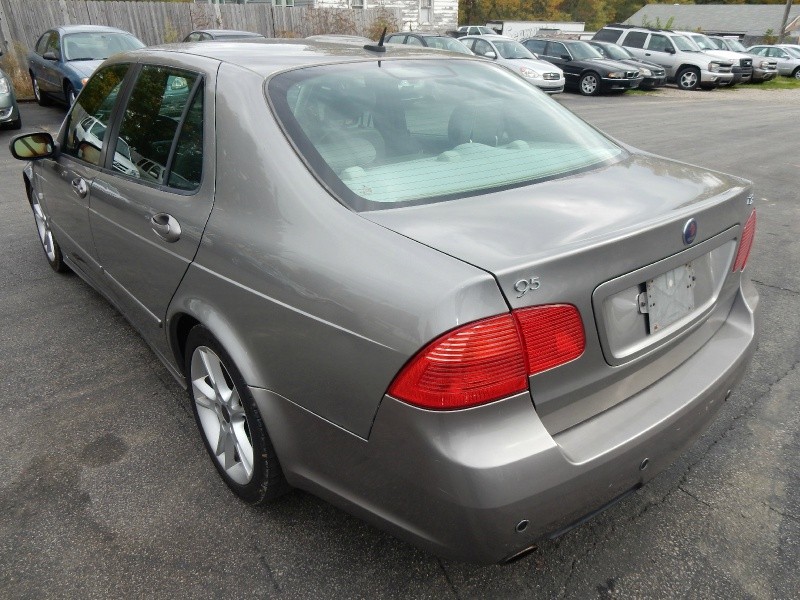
[622,31,647,49]
[593,28,622,43]
[111,65,203,188]
[268,60,624,211]
[62,63,129,166]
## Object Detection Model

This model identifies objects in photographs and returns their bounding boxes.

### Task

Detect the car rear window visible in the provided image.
[267,59,624,211]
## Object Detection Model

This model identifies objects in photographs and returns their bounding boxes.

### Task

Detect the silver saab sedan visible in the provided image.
[10,39,759,564]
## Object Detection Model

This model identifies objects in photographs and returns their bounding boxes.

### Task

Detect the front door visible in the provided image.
[89,61,215,364]
[36,63,131,282]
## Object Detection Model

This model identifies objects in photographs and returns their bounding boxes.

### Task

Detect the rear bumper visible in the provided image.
[252,278,758,563]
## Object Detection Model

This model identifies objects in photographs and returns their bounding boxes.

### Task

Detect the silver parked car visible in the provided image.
[747,45,800,78]
[459,34,565,93]
[10,40,759,564]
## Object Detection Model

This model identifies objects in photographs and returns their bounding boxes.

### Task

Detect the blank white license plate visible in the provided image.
[646,263,696,333]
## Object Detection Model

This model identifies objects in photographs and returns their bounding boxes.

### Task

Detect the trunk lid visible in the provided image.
[362,152,753,433]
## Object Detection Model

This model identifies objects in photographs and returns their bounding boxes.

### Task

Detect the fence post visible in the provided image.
[58,0,72,25]
[0,0,12,54]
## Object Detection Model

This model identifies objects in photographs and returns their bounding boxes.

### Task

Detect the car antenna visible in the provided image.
[364,28,387,53]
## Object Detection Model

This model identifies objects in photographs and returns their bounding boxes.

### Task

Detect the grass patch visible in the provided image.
[752,76,800,90]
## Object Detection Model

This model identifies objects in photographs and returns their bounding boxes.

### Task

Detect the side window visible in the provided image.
[185,33,200,42]
[36,32,52,55]
[750,47,766,56]
[111,65,202,188]
[472,39,494,57]
[62,64,130,166]
[647,34,672,53]
[546,42,567,58]
[523,39,546,55]
[622,31,647,49]
[461,38,475,51]
[405,36,424,47]
[593,29,622,43]
[385,35,403,44]
[45,32,61,59]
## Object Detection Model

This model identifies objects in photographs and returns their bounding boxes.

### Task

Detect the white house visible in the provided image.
[312,0,457,32]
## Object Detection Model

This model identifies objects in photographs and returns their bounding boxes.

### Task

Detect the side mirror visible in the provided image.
[43,51,59,61]
[665,47,676,54]
[561,54,571,60]
[484,50,497,59]
[9,132,56,160]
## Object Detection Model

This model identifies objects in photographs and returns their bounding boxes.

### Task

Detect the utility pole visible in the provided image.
[778,0,794,43]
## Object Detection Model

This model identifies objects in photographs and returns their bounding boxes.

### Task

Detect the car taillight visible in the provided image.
[732,209,756,272]
[387,305,584,410]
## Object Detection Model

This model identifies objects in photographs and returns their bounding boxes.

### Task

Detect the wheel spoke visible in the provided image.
[214,424,227,457]
[223,430,237,471]
[233,432,253,479]
[192,376,216,407]
[200,349,229,401]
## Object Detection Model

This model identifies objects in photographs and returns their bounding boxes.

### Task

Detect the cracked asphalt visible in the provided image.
[2,87,798,599]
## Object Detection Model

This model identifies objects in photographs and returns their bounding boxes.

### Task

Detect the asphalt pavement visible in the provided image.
[1,88,798,599]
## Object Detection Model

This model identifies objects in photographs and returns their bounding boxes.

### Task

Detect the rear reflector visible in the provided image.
[388,305,585,410]
[732,210,756,272]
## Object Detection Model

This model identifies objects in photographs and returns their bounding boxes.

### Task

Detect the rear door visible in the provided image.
[88,58,216,364]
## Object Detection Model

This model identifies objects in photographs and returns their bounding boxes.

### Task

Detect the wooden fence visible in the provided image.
[0,0,401,55]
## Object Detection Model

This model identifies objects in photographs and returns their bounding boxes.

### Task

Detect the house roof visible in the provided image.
[624,4,800,37]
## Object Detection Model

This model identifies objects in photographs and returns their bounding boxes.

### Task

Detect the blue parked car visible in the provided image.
[0,50,21,129]
[28,24,144,107]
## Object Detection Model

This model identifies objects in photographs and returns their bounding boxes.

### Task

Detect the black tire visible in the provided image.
[793,68,800,80]
[9,113,22,130]
[676,67,700,91]
[30,72,52,106]
[579,71,601,96]
[28,183,69,273]
[64,81,77,106]
[185,325,289,504]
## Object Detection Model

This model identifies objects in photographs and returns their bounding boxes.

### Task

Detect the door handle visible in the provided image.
[71,177,88,198]
[150,213,182,243]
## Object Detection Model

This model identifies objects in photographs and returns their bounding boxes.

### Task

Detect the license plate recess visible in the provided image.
[645,263,696,333]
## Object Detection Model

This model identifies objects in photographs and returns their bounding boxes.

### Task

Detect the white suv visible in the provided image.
[593,25,734,90]
[676,31,753,84]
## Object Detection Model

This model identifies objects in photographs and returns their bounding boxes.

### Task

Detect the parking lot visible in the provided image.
[1,88,798,599]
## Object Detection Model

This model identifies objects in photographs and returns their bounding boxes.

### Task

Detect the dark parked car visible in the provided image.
[183,29,265,43]
[385,32,473,54]
[10,39,758,564]
[522,38,643,95]
[28,25,144,106]
[587,40,667,89]
[0,50,21,129]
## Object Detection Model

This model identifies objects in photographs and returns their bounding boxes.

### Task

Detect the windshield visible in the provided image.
[596,43,631,60]
[689,34,715,51]
[568,41,604,60]
[63,32,144,61]
[477,27,495,34]
[493,40,535,59]
[673,35,700,52]
[425,36,472,54]
[269,60,623,210]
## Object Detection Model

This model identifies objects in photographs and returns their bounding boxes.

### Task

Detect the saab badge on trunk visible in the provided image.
[682,219,698,245]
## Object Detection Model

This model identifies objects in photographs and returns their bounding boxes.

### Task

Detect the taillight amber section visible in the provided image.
[387,304,586,410]
[732,209,756,272]
[515,304,585,375]
[387,314,528,410]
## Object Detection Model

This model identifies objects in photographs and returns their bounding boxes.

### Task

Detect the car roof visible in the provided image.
[123,39,473,77]
[55,24,134,35]
[194,29,264,37]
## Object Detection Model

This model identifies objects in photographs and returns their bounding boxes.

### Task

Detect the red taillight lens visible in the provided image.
[388,305,585,410]
[732,210,756,272]
[516,304,585,375]
[387,314,528,410]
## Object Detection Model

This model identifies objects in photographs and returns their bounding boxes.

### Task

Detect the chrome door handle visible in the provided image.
[71,177,88,198]
[150,213,182,243]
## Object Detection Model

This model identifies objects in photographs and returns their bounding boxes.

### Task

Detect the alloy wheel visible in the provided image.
[580,74,598,95]
[190,346,254,485]
[679,70,698,89]
[31,195,56,262]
